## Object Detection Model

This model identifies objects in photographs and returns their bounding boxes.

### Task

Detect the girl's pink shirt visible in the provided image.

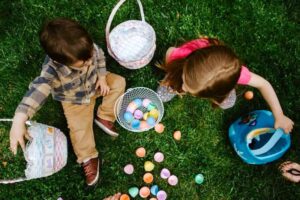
[167,39,251,85]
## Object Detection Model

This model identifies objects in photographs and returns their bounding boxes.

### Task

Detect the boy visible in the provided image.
[9,18,126,186]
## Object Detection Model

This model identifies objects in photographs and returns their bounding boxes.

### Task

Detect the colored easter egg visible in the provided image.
[124,164,134,175]
[157,190,167,200]
[143,112,149,120]
[150,198,157,200]
[124,112,134,123]
[244,91,254,100]
[136,147,146,158]
[146,117,156,127]
[173,130,181,141]
[143,98,151,107]
[160,168,171,179]
[147,103,156,111]
[126,102,138,113]
[134,109,143,119]
[154,123,165,133]
[144,161,155,172]
[143,172,154,184]
[140,120,150,130]
[133,98,142,107]
[149,109,159,119]
[120,194,130,200]
[195,173,204,184]
[131,119,141,129]
[139,186,150,198]
[154,152,164,163]
[150,185,159,196]
[128,187,139,198]
[168,175,178,186]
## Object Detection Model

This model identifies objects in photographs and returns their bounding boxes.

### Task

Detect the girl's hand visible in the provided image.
[103,193,121,200]
[10,113,28,155]
[274,115,294,133]
[96,76,110,96]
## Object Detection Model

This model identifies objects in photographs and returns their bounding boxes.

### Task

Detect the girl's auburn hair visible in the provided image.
[160,38,242,104]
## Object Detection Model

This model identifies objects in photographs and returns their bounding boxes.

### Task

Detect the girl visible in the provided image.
[157,37,294,133]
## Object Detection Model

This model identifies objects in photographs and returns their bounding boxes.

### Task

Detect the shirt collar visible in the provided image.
[48,57,73,77]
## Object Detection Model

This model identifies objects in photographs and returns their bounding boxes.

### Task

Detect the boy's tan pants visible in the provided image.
[61,73,125,163]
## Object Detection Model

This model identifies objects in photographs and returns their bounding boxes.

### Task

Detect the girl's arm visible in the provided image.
[247,72,294,133]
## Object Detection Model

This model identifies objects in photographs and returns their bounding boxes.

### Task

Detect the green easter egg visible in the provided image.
[195,174,204,184]
[128,187,139,198]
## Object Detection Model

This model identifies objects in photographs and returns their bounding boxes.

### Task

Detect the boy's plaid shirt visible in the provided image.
[16,44,107,118]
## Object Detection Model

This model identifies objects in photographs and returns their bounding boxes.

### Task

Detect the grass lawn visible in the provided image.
[0,0,299,199]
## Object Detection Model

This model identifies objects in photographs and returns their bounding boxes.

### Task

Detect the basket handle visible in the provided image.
[251,128,285,156]
[0,118,31,184]
[106,0,145,59]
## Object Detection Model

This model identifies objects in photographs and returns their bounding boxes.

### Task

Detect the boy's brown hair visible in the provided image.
[39,18,93,66]
[161,38,242,105]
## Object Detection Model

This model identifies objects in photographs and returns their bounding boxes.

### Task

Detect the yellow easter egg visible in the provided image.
[149,109,159,119]
[144,161,155,172]
[143,112,149,120]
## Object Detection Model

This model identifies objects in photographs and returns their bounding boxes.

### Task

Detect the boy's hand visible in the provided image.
[96,76,110,96]
[274,114,294,134]
[9,113,28,155]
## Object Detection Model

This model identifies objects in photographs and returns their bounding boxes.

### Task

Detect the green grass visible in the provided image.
[0,0,299,199]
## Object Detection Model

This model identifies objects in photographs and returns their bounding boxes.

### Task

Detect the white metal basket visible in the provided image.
[114,87,164,132]
[106,0,156,69]
[0,119,67,184]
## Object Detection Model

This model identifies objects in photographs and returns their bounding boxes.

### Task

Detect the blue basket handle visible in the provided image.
[251,128,284,156]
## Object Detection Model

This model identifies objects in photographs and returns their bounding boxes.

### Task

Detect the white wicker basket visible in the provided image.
[114,87,164,132]
[0,119,67,184]
[106,0,156,69]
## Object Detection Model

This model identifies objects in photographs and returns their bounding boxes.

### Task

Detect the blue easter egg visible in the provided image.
[150,185,159,195]
[133,98,142,107]
[146,117,156,126]
[131,119,141,129]
[124,112,134,123]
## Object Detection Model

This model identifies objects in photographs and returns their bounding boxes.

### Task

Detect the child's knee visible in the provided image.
[107,73,126,90]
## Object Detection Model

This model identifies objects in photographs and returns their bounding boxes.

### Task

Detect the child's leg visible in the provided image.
[97,73,126,122]
[62,99,98,164]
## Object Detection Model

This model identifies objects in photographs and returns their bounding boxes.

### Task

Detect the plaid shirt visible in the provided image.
[16,44,107,118]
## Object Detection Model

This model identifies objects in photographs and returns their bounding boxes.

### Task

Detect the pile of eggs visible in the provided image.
[123,98,160,130]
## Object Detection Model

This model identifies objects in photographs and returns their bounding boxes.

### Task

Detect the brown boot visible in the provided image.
[94,117,118,137]
[82,157,100,186]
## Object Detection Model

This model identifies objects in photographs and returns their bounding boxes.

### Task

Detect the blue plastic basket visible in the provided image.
[229,110,291,165]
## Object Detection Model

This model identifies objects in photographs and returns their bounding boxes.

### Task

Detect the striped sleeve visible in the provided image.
[94,44,107,76]
[15,65,55,118]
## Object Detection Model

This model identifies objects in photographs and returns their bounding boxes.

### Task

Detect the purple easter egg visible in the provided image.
[160,168,171,179]
[134,109,143,119]
[157,190,167,200]
[124,164,134,175]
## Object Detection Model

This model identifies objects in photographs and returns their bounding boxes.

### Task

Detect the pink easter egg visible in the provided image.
[134,109,143,119]
[124,164,134,175]
[142,98,151,107]
[139,186,150,198]
[140,120,150,130]
[160,168,170,179]
[154,152,164,163]
[168,175,178,186]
